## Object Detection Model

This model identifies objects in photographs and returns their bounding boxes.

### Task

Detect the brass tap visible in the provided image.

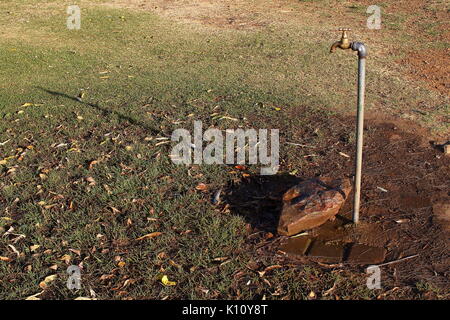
[330,28,352,53]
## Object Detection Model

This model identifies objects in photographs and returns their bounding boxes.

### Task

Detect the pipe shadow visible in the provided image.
[36,87,159,135]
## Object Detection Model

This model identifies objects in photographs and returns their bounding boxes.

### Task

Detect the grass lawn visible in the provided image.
[0,0,448,299]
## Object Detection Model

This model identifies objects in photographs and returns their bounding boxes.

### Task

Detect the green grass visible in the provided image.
[0,0,448,300]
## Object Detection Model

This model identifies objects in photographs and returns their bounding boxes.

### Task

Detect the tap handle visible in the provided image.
[337,28,351,42]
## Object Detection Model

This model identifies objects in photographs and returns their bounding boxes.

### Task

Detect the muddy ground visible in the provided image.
[225,110,449,296]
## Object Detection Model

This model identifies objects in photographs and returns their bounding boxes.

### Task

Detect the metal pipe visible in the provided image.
[351,42,367,224]
[330,31,367,224]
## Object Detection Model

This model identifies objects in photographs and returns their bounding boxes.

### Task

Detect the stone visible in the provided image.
[346,244,386,264]
[277,177,352,236]
[279,237,312,256]
[444,144,450,155]
[306,241,344,263]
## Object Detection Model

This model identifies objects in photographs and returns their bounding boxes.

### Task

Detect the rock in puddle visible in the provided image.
[279,237,312,256]
[280,238,386,265]
[345,244,386,264]
[277,177,352,236]
[307,241,344,263]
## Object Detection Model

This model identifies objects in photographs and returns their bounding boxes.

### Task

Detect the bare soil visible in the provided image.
[402,48,450,95]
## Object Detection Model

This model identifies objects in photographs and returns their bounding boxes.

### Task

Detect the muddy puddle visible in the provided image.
[279,218,386,265]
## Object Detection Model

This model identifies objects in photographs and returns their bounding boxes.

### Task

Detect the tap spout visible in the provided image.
[330,41,342,53]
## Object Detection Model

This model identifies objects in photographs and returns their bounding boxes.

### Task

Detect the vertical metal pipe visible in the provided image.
[330,38,367,224]
[353,56,366,224]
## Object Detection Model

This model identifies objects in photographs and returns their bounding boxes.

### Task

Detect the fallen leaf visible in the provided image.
[25,292,43,300]
[109,206,121,214]
[60,254,72,264]
[85,177,96,186]
[88,160,98,170]
[30,245,40,252]
[39,274,57,289]
[100,274,115,281]
[161,275,176,286]
[136,232,162,241]
[69,249,81,256]
[195,183,208,191]
[157,252,168,259]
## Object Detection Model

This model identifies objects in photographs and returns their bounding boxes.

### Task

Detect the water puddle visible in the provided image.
[279,217,386,264]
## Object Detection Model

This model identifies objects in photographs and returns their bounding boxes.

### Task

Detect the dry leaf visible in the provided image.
[109,206,121,214]
[30,245,40,252]
[100,274,114,281]
[136,232,162,241]
[39,274,57,289]
[161,275,176,286]
[88,160,98,170]
[212,256,228,262]
[157,252,168,259]
[85,177,96,185]
[69,249,81,256]
[60,254,72,264]
[25,292,43,300]
[195,183,208,191]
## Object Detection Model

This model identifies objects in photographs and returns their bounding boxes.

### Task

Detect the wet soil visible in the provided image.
[225,109,450,291]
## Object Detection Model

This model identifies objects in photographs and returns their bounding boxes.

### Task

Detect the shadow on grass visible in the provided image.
[224,173,303,234]
[36,87,159,135]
